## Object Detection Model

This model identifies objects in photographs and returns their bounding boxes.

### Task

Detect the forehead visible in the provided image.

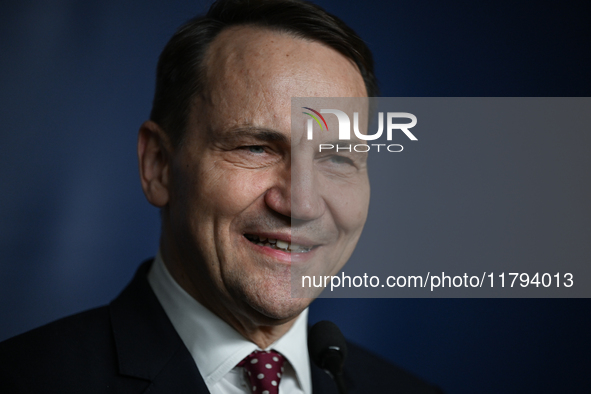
[199,25,366,133]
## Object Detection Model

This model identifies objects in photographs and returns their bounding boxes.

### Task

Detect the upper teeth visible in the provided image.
[245,234,312,253]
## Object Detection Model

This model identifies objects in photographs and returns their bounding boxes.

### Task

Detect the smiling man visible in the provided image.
[0,1,440,393]
[140,23,368,345]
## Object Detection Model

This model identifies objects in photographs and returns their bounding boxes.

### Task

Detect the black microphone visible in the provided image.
[308,320,348,394]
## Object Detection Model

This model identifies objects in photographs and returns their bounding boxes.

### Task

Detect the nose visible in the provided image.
[264,158,325,221]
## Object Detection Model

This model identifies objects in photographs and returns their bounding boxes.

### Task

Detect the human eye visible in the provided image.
[245,145,266,154]
[316,154,360,178]
[327,155,354,165]
[314,142,369,179]
[224,144,282,169]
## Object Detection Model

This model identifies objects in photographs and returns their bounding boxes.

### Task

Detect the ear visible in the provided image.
[138,120,172,207]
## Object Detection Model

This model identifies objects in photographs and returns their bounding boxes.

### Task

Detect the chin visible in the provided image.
[232,277,313,325]
[250,296,311,324]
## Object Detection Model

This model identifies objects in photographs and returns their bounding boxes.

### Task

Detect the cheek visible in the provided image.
[196,166,272,216]
[326,179,370,233]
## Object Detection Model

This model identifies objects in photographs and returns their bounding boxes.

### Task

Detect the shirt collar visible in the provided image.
[147,251,311,394]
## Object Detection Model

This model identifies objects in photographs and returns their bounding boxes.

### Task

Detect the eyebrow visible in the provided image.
[216,127,289,144]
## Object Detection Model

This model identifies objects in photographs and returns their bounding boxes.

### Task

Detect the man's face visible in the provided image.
[164,26,369,326]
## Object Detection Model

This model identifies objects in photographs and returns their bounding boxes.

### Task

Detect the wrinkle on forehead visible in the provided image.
[203,25,366,105]
[186,25,367,144]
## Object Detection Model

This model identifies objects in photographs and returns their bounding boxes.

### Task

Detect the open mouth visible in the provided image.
[244,234,313,253]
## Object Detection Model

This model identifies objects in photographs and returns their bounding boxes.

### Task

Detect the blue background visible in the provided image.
[1,1,590,392]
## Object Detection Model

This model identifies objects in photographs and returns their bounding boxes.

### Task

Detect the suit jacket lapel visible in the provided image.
[109,261,210,394]
[109,261,355,394]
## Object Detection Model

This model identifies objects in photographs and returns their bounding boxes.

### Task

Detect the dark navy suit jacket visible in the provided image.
[0,261,441,393]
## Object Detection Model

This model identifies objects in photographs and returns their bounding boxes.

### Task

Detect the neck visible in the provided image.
[222,311,298,349]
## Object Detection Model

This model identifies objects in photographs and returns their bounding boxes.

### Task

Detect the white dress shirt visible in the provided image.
[148,251,312,394]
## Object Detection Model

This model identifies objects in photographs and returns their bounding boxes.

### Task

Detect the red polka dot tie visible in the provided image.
[238,350,285,394]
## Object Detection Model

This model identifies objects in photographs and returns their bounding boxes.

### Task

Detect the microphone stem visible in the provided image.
[334,373,347,394]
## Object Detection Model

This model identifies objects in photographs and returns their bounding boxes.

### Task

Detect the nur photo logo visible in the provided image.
[302,107,418,152]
